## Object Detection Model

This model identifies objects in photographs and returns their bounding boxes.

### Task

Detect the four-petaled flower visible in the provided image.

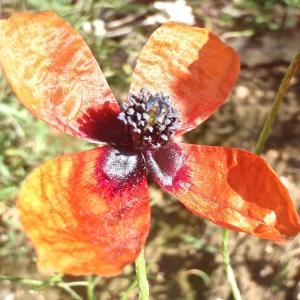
[0,12,299,276]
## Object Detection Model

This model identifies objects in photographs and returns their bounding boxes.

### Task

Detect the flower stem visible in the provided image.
[135,249,150,300]
[86,275,95,300]
[222,229,242,300]
[254,52,300,155]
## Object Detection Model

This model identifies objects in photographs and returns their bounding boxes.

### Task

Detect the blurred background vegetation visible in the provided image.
[0,0,300,299]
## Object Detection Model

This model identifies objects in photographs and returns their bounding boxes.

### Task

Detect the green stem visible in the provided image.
[0,275,44,287]
[135,250,150,300]
[57,283,83,300]
[0,275,82,300]
[222,230,242,300]
[87,275,96,300]
[254,52,300,155]
[120,280,138,300]
[67,281,89,287]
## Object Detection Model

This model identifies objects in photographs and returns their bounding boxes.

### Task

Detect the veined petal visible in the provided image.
[18,146,150,276]
[145,143,300,243]
[130,22,240,135]
[0,12,121,143]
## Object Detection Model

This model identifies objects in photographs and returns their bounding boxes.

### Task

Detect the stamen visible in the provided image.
[118,88,180,150]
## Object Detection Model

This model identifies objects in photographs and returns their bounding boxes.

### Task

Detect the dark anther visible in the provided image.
[118,88,180,150]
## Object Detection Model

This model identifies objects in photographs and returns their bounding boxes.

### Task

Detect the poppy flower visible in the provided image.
[0,12,299,277]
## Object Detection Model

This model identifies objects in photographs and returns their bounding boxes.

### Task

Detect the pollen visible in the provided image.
[118,89,180,150]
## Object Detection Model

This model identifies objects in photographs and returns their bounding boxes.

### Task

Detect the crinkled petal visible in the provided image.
[145,143,300,243]
[0,12,121,143]
[18,146,150,276]
[130,22,240,135]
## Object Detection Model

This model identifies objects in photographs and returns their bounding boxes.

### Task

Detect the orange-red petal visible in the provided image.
[0,12,119,142]
[18,146,150,276]
[145,143,300,243]
[130,22,240,135]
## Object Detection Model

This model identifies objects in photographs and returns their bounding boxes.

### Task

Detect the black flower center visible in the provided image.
[118,89,180,150]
